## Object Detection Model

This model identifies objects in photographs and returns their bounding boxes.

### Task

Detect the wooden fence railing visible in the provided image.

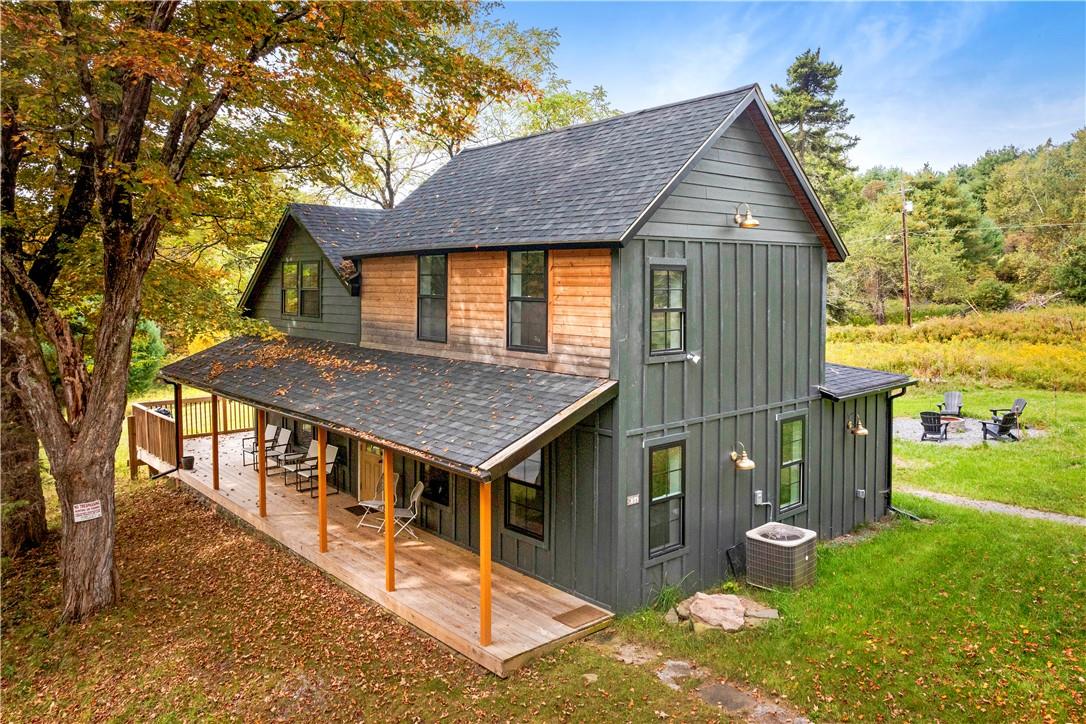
[135,396,254,439]
[129,396,254,472]
[130,403,178,467]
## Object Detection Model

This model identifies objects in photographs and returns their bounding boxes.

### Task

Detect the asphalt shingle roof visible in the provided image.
[288,203,385,273]
[339,85,755,256]
[820,363,915,401]
[160,336,616,479]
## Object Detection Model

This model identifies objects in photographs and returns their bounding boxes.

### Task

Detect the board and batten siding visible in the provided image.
[389,405,616,609]
[608,112,891,611]
[247,219,361,345]
[359,248,612,378]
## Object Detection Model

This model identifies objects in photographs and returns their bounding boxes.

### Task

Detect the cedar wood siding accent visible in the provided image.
[359,249,612,378]
[610,115,885,612]
[387,405,616,609]
[247,219,361,345]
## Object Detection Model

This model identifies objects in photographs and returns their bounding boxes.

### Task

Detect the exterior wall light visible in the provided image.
[734,203,760,229]
[730,442,757,471]
[847,416,869,436]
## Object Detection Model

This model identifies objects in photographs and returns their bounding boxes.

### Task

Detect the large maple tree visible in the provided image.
[0,0,521,621]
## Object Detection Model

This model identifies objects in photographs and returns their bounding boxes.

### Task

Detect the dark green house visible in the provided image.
[163,83,913,622]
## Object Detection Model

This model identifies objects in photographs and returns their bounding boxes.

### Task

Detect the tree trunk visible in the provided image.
[1,349,47,556]
[53,450,120,621]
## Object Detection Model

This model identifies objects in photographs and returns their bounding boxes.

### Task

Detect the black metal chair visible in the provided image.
[990,398,1026,421]
[936,391,963,416]
[981,413,1020,442]
[920,411,950,442]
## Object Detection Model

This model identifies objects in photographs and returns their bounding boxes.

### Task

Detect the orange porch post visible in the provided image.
[317,427,328,553]
[383,449,395,592]
[210,393,220,491]
[257,409,267,517]
[479,480,492,647]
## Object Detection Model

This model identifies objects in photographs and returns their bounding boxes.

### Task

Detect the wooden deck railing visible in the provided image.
[129,396,254,471]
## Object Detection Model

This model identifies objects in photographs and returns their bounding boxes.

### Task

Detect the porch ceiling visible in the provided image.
[159,336,617,480]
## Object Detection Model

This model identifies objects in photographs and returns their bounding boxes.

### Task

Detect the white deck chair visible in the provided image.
[262,427,292,470]
[357,471,399,529]
[242,424,278,468]
[294,444,338,494]
[280,439,320,486]
[379,481,425,539]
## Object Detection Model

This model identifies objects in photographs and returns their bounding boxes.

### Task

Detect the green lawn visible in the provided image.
[892,385,1086,518]
[619,493,1086,721]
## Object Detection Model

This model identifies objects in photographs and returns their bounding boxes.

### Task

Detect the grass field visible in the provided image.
[620,493,1086,721]
[892,385,1086,518]
[827,305,1086,391]
[5,479,1083,721]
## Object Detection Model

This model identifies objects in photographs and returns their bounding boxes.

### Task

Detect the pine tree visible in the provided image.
[769,49,859,216]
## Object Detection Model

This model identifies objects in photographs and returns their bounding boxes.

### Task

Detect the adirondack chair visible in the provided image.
[936,391,963,416]
[920,411,950,442]
[990,398,1027,421]
[981,412,1019,442]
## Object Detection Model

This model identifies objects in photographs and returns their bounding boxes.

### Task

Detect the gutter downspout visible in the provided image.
[884,386,920,521]
[150,380,182,480]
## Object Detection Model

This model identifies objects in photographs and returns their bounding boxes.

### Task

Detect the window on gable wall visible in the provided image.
[282,260,321,318]
[649,266,685,354]
[417,254,448,342]
[507,250,547,352]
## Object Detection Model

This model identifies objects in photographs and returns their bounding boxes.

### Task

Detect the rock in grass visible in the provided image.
[664,607,680,625]
[675,596,693,620]
[583,673,598,685]
[688,592,745,632]
[738,596,779,620]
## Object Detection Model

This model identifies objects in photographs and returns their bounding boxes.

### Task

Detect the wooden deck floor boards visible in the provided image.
[140,433,610,676]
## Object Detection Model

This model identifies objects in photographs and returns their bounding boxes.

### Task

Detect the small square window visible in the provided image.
[420,463,450,507]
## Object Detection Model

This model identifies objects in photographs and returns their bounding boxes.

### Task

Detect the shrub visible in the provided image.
[1054,238,1086,303]
[968,277,1012,310]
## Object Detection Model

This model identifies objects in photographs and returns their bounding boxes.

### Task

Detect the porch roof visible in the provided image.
[820,363,915,401]
[159,336,617,481]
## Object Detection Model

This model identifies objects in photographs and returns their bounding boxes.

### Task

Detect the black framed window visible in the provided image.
[649,267,685,354]
[281,261,299,315]
[507,250,547,352]
[420,462,450,507]
[282,260,320,318]
[779,416,806,511]
[648,442,684,556]
[417,254,447,342]
[505,450,544,540]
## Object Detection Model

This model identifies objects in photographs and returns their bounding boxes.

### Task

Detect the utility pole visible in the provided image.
[900,180,913,328]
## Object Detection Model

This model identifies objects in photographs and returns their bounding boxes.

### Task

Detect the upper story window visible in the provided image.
[417,254,448,343]
[282,260,321,318]
[648,441,685,557]
[505,450,544,541]
[779,415,806,512]
[649,266,685,355]
[507,250,547,352]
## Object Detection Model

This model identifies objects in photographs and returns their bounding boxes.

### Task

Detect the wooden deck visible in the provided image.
[139,432,611,676]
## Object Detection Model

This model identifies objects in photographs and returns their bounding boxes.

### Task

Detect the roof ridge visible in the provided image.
[289,201,386,214]
[460,83,758,154]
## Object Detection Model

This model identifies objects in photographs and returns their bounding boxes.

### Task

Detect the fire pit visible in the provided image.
[940,415,967,434]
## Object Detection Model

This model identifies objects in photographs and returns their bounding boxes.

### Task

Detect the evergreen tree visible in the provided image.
[769,48,859,217]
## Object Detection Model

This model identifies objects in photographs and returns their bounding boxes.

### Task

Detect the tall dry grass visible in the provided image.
[827,306,1086,391]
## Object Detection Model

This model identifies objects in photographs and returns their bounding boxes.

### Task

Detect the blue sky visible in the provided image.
[494,2,1086,171]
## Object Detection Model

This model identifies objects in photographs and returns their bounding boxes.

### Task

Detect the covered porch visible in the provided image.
[134,335,617,676]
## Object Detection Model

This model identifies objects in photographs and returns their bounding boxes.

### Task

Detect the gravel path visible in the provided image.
[898,487,1086,527]
[893,416,1046,446]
